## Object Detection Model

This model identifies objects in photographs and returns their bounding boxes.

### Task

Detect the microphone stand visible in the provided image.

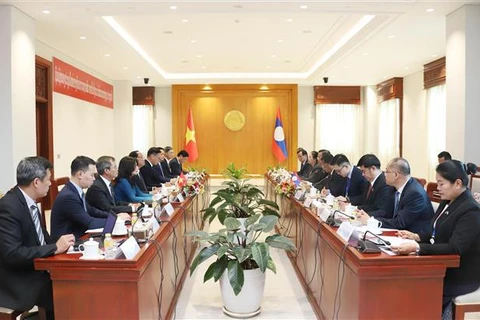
[357,230,390,253]
[326,209,355,226]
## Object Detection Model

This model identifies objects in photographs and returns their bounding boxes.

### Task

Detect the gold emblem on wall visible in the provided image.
[224,110,246,131]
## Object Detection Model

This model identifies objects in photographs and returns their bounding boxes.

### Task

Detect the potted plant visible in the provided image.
[187,214,295,317]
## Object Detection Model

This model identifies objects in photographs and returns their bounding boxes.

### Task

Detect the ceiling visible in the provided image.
[2,0,479,86]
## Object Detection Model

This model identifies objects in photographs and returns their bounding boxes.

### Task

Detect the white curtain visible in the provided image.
[378,99,399,168]
[315,104,364,164]
[426,84,446,182]
[132,105,154,154]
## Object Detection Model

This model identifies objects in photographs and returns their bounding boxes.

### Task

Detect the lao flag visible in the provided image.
[272,107,288,162]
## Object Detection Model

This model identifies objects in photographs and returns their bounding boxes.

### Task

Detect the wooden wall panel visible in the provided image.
[424,57,446,89]
[172,84,298,174]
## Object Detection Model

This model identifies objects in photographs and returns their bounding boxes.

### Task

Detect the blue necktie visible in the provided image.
[345,177,351,196]
[394,191,400,215]
[82,192,87,212]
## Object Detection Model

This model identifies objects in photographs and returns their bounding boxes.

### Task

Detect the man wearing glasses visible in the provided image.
[331,154,369,205]
[357,157,434,234]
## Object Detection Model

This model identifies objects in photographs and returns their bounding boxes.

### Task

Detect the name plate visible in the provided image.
[164,203,175,216]
[176,193,185,203]
[318,207,331,222]
[294,190,305,200]
[303,197,313,208]
[119,236,141,260]
[337,221,355,242]
[151,216,160,233]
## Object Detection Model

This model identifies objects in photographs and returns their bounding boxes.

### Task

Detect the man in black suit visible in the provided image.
[331,154,369,205]
[315,152,347,197]
[128,150,148,193]
[356,154,395,218]
[357,157,434,234]
[0,157,75,319]
[170,150,189,176]
[161,146,176,179]
[85,156,139,213]
[140,147,166,191]
[51,156,130,240]
[296,148,312,179]
[154,147,176,183]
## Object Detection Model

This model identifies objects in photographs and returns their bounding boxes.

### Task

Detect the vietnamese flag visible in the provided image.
[184,107,198,162]
[272,107,288,162]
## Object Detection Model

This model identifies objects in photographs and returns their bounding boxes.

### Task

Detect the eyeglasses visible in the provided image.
[334,165,346,173]
[385,170,398,175]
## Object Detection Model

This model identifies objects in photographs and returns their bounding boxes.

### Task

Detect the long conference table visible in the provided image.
[265,174,459,320]
[35,179,210,320]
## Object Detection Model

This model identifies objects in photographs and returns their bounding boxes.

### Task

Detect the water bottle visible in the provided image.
[103,233,116,259]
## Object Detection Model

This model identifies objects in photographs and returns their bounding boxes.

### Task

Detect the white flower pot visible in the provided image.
[220,268,266,318]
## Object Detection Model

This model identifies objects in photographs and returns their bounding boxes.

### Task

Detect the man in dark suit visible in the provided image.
[51,156,129,240]
[357,157,434,234]
[170,150,189,176]
[161,146,176,179]
[356,154,395,218]
[128,150,148,193]
[331,154,369,205]
[314,152,347,197]
[296,148,312,178]
[140,147,164,191]
[154,147,176,183]
[85,156,139,213]
[0,157,74,320]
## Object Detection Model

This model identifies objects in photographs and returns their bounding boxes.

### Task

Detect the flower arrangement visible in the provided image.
[183,179,205,196]
[275,179,296,196]
[268,166,292,183]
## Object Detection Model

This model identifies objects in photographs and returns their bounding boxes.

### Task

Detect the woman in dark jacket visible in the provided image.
[393,160,480,319]
[304,151,327,184]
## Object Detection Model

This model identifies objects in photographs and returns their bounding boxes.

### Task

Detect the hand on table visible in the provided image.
[390,242,419,255]
[396,230,420,242]
[55,234,75,254]
[117,212,131,221]
[356,209,370,224]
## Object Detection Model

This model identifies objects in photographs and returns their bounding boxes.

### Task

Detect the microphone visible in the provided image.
[326,210,355,226]
[362,230,391,245]
[356,231,390,254]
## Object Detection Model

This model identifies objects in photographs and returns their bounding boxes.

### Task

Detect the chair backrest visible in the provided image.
[469,169,480,193]
[49,176,70,206]
[426,182,442,203]
[414,177,427,188]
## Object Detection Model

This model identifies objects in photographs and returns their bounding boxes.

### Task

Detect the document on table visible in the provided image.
[85,228,103,233]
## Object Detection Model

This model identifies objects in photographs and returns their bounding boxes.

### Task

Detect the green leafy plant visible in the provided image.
[187,215,295,295]
[224,162,247,180]
[202,178,279,224]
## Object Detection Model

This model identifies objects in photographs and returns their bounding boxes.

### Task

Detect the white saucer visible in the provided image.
[79,254,105,260]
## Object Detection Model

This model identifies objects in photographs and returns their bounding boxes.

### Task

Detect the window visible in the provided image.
[132,105,154,154]
[378,99,400,168]
[426,84,446,181]
[315,104,364,162]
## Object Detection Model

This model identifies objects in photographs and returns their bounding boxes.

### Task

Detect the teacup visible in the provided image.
[78,238,99,259]
[367,217,382,231]
[345,205,357,216]
[310,187,317,196]
[326,194,334,205]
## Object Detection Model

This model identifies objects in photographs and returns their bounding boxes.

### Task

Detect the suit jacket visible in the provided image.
[377,177,434,234]
[0,187,57,310]
[346,166,369,205]
[85,176,132,214]
[305,165,328,185]
[140,161,162,191]
[161,159,175,179]
[169,157,183,177]
[133,172,148,193]
[358,172,395,218]
[298,161,312,179]
[418,190,480,286]
[50,181,107,241]
[314,171,347,197]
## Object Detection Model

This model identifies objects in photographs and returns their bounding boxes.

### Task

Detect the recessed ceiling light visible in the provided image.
[42,9,50,14]
[277,39,283,43]
[271,54,277,58]
[426,8,435,13]
[300,5,308,9]
[190,40,197,44]
[201,66,206,69]
[286,18,293,22]
[196,55,203,58]
[170,6,177,10]
[266,66,272,69]
[344,66,349,69]
[404,66,409,69]
[302,30,312,34]
[163,30,173,34]
[182,19,189,23]
[79,36,87,40]
[383,76,387,79]
[363,52,368,56]
[137,76,142,79]
[104,53,111,57]
[123,66,128,69]
[259,85,269,90]
[388,35,395,38]
[432,54,438,58]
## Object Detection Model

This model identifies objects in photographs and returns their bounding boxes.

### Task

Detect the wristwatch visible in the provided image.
[415,244,421,256]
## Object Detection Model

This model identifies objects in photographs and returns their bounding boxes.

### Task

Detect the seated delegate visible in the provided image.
[114,156,153,203]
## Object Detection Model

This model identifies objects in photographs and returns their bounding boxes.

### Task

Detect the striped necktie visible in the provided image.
[30,205,45,245]
[394,191,401,215]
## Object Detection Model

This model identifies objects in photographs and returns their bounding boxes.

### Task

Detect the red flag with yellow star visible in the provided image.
[185,107,198,162]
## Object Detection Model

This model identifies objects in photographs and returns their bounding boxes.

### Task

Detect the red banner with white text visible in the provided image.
[53,57,114,108]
